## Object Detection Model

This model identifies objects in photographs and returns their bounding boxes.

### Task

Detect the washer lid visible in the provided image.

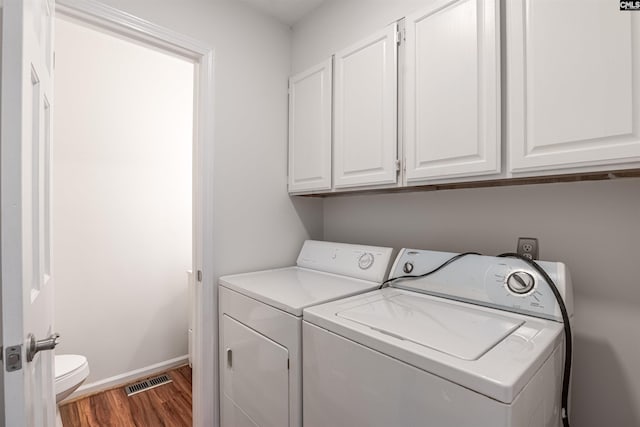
[304,288,564,404]
[219,267,381,316]
[337,294,524,360]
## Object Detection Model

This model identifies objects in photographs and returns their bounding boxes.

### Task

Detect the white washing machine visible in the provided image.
[303,248,574,427]
[218,240,394,427]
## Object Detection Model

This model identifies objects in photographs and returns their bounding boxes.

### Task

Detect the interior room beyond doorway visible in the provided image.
[53,15,195,398]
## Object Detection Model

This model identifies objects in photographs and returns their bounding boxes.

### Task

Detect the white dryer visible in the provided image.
[303,249,574,427]
[218,240,394,427]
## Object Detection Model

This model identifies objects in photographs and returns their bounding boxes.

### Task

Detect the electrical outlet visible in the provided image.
[517,237,539,260]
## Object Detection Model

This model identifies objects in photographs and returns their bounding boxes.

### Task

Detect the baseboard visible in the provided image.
[67,355,189,401]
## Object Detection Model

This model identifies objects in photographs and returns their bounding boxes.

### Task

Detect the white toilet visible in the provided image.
[55,354,90,403]
[55,354,89,426]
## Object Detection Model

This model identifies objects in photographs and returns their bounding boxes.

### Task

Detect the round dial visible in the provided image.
[358,253,374,270]
[403,262,414,274]
[506,271,535,295]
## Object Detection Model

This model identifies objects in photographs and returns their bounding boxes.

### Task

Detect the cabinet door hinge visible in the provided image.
[396,29,404,46]
[287,359,290,370]
[197,270,203,282]
[395,159,402,172]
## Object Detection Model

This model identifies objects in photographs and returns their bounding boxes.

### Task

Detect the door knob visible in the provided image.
[27,332,60,362]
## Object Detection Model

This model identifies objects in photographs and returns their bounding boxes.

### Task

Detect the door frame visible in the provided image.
[54,1,217,425]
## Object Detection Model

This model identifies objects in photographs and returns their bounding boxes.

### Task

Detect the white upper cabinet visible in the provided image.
[333,24,398,188]
[404,0,501,183]
[288,58,332,193]
[507,0,640,173]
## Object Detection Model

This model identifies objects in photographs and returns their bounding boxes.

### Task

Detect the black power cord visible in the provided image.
[379,252,481,289]
[380,250,572,427]
[498,253,572,427]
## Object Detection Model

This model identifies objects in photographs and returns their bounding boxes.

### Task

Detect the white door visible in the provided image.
[507,0,640,173]
[288,58,333,194]
[1,0,57,426]
[404,0,500,183]
[221,315,289,427]
[333,24,398,189]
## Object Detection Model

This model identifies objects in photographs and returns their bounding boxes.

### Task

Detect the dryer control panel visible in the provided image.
[389,249,573,322]
[297,240,394,283]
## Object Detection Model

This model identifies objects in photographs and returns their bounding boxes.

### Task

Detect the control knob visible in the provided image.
[506,271,535,295]
[403,262,414,274]
[358,253,374,270]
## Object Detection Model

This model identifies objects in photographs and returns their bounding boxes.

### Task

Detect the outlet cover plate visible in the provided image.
[517,237,539,260]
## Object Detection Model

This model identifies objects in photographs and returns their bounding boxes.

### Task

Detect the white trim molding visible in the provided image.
[54,1,217,426]
[68,355,190,401]
[56,0,209,58]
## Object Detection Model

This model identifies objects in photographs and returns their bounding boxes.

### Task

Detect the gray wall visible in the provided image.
[293,1,640,425]
[323,179,640,426]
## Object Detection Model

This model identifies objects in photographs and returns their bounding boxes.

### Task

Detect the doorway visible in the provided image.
[54,12,194,386]
[52,1,216,425]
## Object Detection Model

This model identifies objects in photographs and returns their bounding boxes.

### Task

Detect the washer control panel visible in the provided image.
[389,249,573,322]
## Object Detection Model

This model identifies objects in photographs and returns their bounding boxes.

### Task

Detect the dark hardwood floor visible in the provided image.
[60,365,192,427]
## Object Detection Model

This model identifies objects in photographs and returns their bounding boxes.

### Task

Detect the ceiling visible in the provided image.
[239,0,327,25]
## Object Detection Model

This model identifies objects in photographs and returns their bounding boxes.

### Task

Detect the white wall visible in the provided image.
[59,0,323,422]
[53,18,194,383]
[293,1,640,426]
[0,12,4,422]
[292,0,429,73]
[93,0,324,269]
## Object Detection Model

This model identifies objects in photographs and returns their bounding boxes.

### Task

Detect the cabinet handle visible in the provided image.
[226,348,232,368]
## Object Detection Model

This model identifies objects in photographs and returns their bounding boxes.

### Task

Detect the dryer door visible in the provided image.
[222,315,289,427]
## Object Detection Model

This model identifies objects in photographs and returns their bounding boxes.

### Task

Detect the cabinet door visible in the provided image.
[221,315,289,427]
[507,0,640,173]
[288,59,332,193]
[405,0,500,183]
[334,25,398,188]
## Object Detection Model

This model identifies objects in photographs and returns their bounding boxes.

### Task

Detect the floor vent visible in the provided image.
[125,374,173,397]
